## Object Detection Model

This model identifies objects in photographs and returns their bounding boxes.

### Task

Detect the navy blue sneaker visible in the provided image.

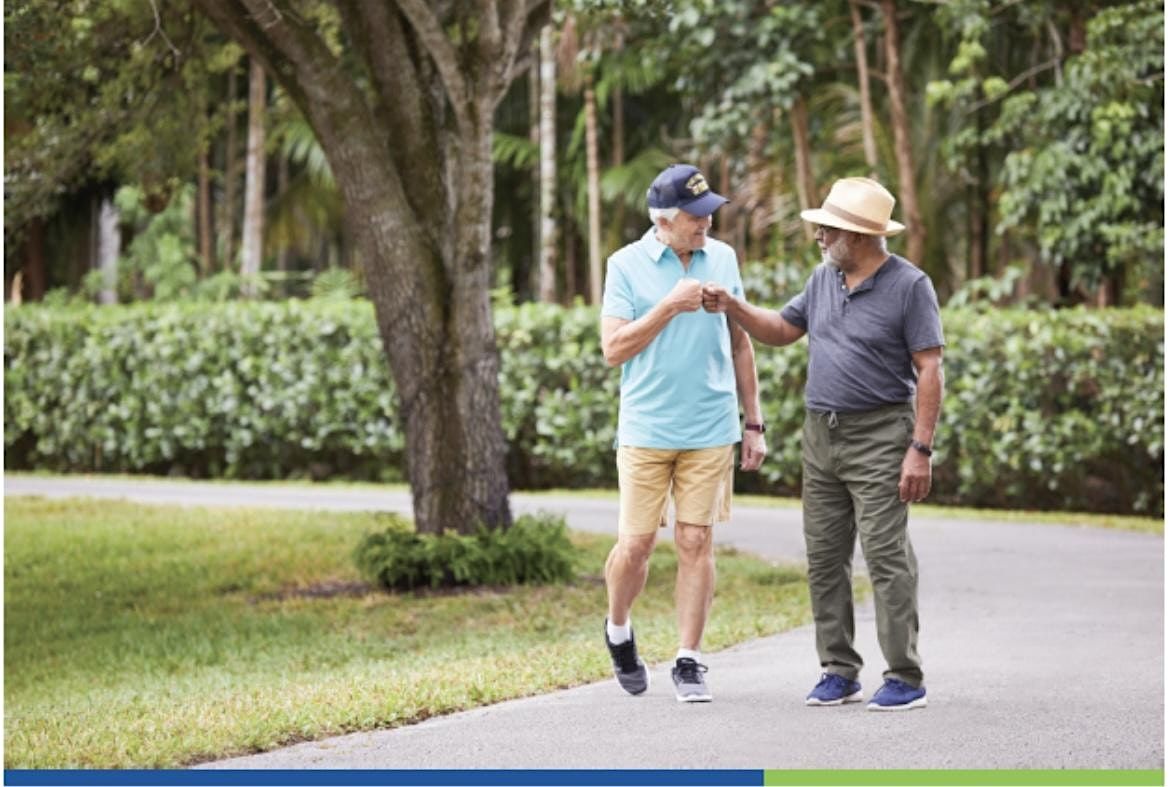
[805,673,862,706]
[604,620,648,695]
[867,678,927,711]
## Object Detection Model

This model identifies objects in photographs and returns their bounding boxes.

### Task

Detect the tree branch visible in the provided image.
[141,0,181,57]
[965,57,1062,114]
[497,2,551,104]
[478,0,504,64]
[192,0,310,107]
[339,3,446,246]
[395,0,471,132]
[337,4,405,133]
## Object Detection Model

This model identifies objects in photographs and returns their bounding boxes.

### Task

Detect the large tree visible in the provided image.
[192,1,549,533]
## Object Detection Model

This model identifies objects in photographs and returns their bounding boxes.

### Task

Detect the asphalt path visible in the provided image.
[5,475,1164,769]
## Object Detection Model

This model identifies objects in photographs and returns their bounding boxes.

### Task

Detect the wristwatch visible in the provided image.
[909,439,933,457]
[744,422,766,434]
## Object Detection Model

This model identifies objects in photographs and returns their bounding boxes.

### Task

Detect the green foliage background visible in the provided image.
[4,301,1163,515]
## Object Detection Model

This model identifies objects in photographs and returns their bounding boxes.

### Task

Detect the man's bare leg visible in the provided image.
[674,521,715,650]
[605,532,657,625]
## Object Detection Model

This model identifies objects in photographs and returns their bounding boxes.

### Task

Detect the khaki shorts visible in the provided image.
[617,444,735,535]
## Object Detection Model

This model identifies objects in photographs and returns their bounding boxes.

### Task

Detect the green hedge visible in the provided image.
[4,300,1163,515]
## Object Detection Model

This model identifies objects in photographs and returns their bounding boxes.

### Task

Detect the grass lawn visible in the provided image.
[4,496,823,769]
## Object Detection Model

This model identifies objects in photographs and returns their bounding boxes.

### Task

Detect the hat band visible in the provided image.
[823,201,888,232]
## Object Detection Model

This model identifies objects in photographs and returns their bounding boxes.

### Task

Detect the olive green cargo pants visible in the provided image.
[802,403,923,687]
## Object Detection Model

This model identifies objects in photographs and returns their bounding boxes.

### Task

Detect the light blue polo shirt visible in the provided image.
[601,227,744,449]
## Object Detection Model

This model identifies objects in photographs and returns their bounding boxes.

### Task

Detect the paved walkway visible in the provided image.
[5,475,1164,769]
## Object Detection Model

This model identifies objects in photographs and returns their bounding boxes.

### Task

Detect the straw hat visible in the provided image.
[800,177,905,236]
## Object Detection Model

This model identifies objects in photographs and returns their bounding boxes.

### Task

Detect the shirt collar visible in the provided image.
[639,226,707,265]
[834,254,894,294]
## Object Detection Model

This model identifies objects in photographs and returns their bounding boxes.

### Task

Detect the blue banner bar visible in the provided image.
[4,770,764,787]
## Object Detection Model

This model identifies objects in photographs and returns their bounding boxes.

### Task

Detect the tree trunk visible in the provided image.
[222,64,240,269]
[563,191,578,303]
[608,64,627,254]
[240,58,267,291]
[276,152,290,274]
[789,95,817,243]
[881,0,925,264]
[528,38,541,300]
[198,145,215,276]
[97,195,120,305]
[967,183,986,281]
[538,24,558,303]
[325,115,513,536]
[192,0,545,534]
[584,76,603,305]
[967,94,989,281]
[23,216,46,301]
[850,0,879,176]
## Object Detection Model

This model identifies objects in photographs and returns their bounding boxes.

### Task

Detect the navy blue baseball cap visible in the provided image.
[646,164,729,217]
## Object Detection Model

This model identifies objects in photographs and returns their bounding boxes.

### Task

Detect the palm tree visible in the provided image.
[240,57,267,292]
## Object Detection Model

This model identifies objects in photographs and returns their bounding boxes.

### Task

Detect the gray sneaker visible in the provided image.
[604,621,648,695]
[671,657,712,702]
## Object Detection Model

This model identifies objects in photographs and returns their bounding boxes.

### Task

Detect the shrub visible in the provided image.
[3,300,402,480]
[4,300,1163,515]
[353,512,576,591]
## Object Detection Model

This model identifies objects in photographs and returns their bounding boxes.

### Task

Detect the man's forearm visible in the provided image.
[913,362,944,445]
[602,301,678,366]
[726,297,804,347]
[732,329,762,423]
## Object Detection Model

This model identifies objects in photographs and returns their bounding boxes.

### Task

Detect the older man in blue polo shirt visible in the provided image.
[702,177,944,712]
[600,163,766,703]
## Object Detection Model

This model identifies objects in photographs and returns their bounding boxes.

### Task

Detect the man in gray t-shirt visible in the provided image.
[701,177,944,712]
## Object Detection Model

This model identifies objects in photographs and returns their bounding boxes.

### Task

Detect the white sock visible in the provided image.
[676,648,702,662]
[606,618,631,645]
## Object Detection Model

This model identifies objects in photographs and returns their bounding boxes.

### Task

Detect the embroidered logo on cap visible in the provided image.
[685,173,710,196]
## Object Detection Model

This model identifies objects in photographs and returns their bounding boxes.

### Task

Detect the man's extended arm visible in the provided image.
[701,284,806,347]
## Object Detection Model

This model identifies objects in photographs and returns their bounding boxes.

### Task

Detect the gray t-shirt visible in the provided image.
[780,255,944,413]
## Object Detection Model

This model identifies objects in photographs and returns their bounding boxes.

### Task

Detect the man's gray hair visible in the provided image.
[847,230,887,253]
[649,206,680,224]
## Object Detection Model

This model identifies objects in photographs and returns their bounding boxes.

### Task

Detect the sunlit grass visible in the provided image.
[5,496,817,768]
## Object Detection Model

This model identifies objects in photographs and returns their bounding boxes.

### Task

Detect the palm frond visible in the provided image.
[492,132,539,170]
[600,148,674,207]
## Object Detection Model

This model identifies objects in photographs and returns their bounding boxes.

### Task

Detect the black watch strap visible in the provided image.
[910,439,933,457]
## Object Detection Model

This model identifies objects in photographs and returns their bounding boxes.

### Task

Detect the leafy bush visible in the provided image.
[934,307,1164,514]
[4,300,1163,514]
[353,512,576,591]
[3,300,401,480]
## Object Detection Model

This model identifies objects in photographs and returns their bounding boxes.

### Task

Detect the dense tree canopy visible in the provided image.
[6,0,1162,308]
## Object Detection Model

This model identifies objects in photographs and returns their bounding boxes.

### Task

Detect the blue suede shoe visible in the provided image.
[867,678,927,711]
[805,673,863,706]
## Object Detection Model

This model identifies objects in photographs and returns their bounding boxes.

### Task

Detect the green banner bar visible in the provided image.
[763,770,1164,787]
